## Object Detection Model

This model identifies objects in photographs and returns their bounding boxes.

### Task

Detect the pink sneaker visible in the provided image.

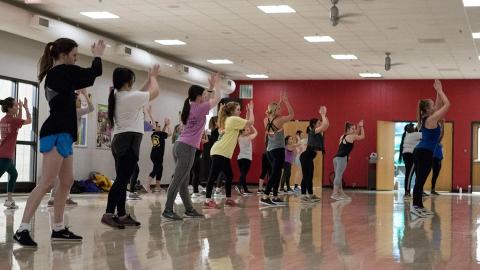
[203,200,219,209]
[224,199,237,208]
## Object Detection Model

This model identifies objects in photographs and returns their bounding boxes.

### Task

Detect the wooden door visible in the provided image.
[376,121,395,190]
[472,123,480,191]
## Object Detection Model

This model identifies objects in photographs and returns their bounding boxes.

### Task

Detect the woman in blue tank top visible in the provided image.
[411,80,450,218]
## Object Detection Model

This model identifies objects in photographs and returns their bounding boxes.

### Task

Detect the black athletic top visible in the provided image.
[204,128,219,155]
[150,131,168,158]
[307,129,325,152]
[335,135,354,158]
[40,57,102,141]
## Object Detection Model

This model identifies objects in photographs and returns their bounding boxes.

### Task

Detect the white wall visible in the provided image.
[0,30,190,183]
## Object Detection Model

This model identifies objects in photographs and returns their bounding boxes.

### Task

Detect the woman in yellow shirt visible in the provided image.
[203,101,254,208]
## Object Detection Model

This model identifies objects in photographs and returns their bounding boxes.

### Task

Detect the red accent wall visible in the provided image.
[231,79,480,189]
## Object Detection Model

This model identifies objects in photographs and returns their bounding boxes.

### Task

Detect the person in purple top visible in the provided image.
[280,136,298,193]
[162,73,222,221]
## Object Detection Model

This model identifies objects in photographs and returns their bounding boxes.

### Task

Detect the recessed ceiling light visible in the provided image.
[304,36,335,43]
[359,73,382,78]
[478,56,480,60]
[80,11,119,19]
[473,32,480,39]
[257,5,296,14]
[463,0,480,7]
[207,59,233,64]
[246,74,269,79]
[154,40,186,46]
[331,54,358,60]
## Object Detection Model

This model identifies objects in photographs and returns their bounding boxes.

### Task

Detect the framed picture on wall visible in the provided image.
[96,104,112,149]
[74,95,90,148]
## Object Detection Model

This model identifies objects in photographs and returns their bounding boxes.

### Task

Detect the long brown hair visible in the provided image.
[218,102,239,130]
[417,99,430,128]
[181,85,205,125]
[38,38,78,82]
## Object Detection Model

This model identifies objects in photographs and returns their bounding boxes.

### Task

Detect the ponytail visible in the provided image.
[181,98,191,125]
[218,102,239,130]
[107,87,116,127]
[38,38,78,82]
[417,99,430,129]
[0,97,15,113]
[399,130,407,163]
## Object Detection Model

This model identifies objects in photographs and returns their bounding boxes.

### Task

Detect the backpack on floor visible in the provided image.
[90,171,112,192]
[78,180,102,193]
[70,180,85,194]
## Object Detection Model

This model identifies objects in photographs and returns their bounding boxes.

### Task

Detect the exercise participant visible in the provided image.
[398,123,421,199]
[235,113,258,195]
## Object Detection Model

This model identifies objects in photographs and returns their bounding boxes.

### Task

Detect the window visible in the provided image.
[0,76,39,184]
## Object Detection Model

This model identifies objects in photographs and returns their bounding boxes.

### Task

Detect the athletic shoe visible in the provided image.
[340,194,352,200]
[300,195,312,203]
[51,227,82,241]
[13,230,37,247]
[214,190,225,198]
[242,191,254,196]
[422,192,430,197]
[127,192,141,200]
[203,200,219,209]
[421,207,435,216]
[184,209,204,218]
[4,200,19,209]
[410,206,433,218]
[309,194,321,202]
[330,194,345,201]
[101,214,125,229]
[65,198,78,206]
[286,189,294,194]
[271,197,286,205]
[257,189,264,195]
[191,193,203,198]
[259,198,276,206]
[431,190,440,196]
[162,211,183,221]
[293,186,300,193]
[141,180,152,193]
[47,199,54,207]
[234,186,243,195]
[118,214,141,226]
[224,199,237,207]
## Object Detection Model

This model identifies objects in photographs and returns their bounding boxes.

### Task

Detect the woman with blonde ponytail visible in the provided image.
[260,91,294,207]
[14,38,105,247]
[162,73,222,220]
[203,101,254,208]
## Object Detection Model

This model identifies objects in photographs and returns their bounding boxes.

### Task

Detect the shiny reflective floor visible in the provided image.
[0,190,479,269]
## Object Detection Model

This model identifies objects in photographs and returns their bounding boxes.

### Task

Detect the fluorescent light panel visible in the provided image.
[80,11,119,19]
[154,39,186,45]
[257,5,296,14]
[304,36,335,43]
[463,0,480,7]
[246,74,269,79]
[331,54,358,60]
[359,73,382,78]
[207,59,233,64]
[473,32,480,39]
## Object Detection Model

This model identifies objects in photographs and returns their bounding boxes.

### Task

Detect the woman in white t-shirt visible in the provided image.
[235,123,258,196]
[399,123,421,198]
[101,65,160,229]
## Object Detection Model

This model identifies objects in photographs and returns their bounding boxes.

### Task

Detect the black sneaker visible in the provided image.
[101,214,125,229]
[13,230,38,248]
[118,214,141,226]
[242,190,254,196]
[422,192,430,197]
[162,211,183,221]
[272,197,287,205]
[431,190,440,195]
[51,227,82,241]
[184,209,204,218]
[259,198,276,206]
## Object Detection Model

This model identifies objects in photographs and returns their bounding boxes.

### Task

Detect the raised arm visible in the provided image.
[21,98,32,125]
[352,120,365,141]
[248,125,258,140]
[163,118,172,137]
[427,80,450,127]
[274,92,294,126]
[141,65,160,101]
[315,106,329,133]
[208,73,222,109]
[245,101,255,127]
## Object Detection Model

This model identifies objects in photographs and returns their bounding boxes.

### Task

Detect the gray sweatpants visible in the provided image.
[164,141,196,213]
[333,156,348,188]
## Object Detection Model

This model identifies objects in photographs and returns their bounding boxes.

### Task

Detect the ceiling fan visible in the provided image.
[330,0,362,26]
[365,52,406,71]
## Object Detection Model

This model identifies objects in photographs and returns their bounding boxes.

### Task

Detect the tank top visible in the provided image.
[237,136,252,160]
[335,135,354,158]
[285,148,294,164]
[415,120,441,152]
[307,129,324,152]
[266,117,285,151]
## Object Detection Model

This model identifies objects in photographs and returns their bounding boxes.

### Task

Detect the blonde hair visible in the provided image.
[218,102,239,130]
[266,102,279,116]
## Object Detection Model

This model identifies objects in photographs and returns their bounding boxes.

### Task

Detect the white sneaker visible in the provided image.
[127,192,141,200]
[4,200,18,209]
[234,186,243,195]
[410,206,433,218]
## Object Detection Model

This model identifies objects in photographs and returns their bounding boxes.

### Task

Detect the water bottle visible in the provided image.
[459,187,463,194]
[468,185,472,193]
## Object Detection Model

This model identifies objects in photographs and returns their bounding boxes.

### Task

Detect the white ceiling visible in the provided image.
[13,0,480,79]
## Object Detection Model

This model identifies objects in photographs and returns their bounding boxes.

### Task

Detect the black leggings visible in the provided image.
[280,162,292,191]
[300,148,317,195]
[431,158,442,191]
[206,155,233,198]
[259,152,270,180]
[129,164,140,193]
[149,154,164,182]
[403,153,414,194]
[189,150,202,193]
[107,132,142,216]
[237,159,251,192]
[413,148,433,207]
[264,148,285,197]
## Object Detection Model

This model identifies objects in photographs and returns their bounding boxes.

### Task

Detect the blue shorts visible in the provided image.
[40,133,74,158]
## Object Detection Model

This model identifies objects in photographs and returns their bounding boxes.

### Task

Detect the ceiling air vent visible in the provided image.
[239,84,253,99]
[116,45,132,57]
[30,15,50,30]
[417,38,446,44]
